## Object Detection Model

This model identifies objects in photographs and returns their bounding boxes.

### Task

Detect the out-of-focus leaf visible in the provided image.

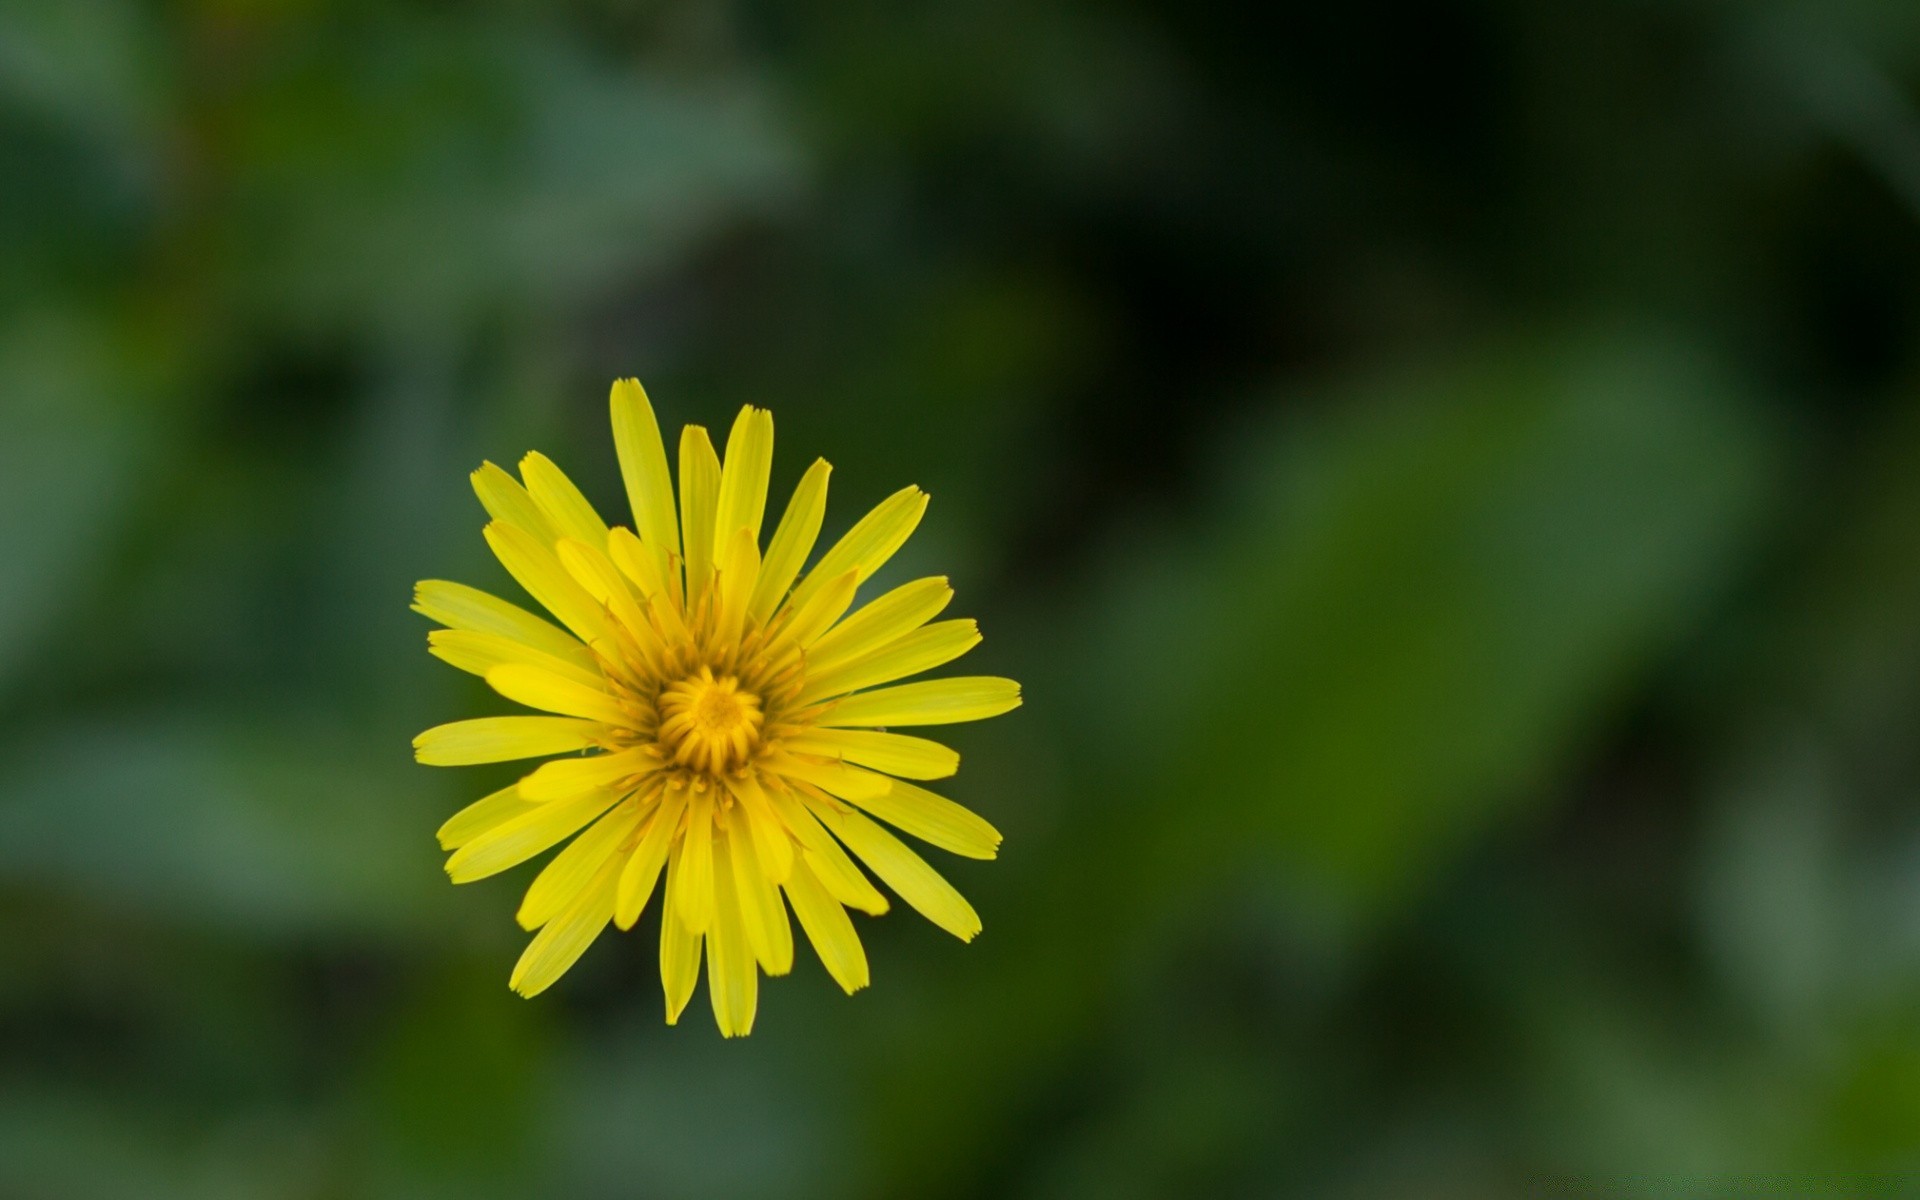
[353,966,547,1192]
[543,1026,832,1200]
[0,714,451,937]
[854,328,1783,1193]
[0,1085,322,1200]
[0,319,161,696]
[0,0,157,141]
[223,25,798,335]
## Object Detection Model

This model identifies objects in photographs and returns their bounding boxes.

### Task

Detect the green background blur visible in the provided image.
[5,0,1920,1195]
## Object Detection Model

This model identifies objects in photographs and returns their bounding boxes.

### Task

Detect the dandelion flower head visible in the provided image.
[413,380,1020,1035]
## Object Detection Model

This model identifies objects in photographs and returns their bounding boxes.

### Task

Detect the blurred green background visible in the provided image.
[4,0,1920,1194]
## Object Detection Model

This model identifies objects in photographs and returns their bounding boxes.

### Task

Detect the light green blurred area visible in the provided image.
[4,0,1920,1195]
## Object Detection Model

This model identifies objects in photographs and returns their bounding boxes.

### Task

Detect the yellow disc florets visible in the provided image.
[656,666,764,775]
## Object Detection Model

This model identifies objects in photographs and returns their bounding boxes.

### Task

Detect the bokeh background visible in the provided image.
[5,0,1920,1195]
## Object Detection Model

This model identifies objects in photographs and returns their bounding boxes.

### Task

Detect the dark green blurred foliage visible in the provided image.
[5,0,1920,1194]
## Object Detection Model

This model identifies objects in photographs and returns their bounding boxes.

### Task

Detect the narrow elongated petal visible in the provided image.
[606,526,670,600]
[483,522,614,649]
[713,406,774,557]
[724,773,793,882]
[674,789,716,933]
[413,580,592,669]
[679,426,721,603]
[807,576,952,673]
[748,459,830,624]
[554,538,660,680]
[611,379,680,563]
[511,854,620,997]
[762,785,889,914]
[518,799,642,929]
[781,730,959,780]
[437,784,539,850]
[806,797,982,940]
[783,569,858,648]
[414,716,603,765]
[486,664,630,726]
[706,844,759,1037]
[518,746,657,801]
[798,620,981,705]
[727,805,793,975]
[521,451,609,550]
[472,462,556,543]
[555,538,650,635]
[786,485,927,613]
[712,526,760,651]
[817,676,1021,728]
[783,857,869,994]
[659,852,703,1024]
[616,789,684,930]
[765,754,891,801]
[843,779,1000,860]
[428,629,604,690]
[647,588,693,649]
[445,789,622,882]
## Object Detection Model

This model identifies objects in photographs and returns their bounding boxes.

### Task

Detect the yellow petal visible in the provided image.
[843,778,1000,860]
[616,788,684,930]
[764,753,891,801]
[805,797,981,941]
[780,729,959,781]
[713,406,774,558]
[782,856,869,994]
[482,521,615,650]
[554,538,659,676]
[761,786,889,915]
[413,580,593,669]
[436,784,539,850]
[647,587,693,649]
[712,525,760,651]
[782,568,858,648]
[748,458,830,624]
[413,716,604,765]
[659,851,703,1024]
[786,484,927,614]
[674,788,716,933]
[606,526,670,600]
[724,772,793,882]
[472,462,556,543]
[518,746,658,801]
[817,676,1021,728]
[610,378,680,563]
[445,789,622,882]
[486,664,631,726]
[705,845,759,1037]
[520,451,609,551]
[726,805,792,975]
[806,576,952,673]
[429,629,604,690]
[678,425,721,604]
[509,853,620,998]
[517,798,642,929]
[798,619,981,705]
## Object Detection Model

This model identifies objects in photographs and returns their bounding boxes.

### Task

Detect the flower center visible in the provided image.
[656,667,764,775]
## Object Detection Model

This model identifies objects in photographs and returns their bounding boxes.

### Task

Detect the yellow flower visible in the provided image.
[412,380,1020,1035]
